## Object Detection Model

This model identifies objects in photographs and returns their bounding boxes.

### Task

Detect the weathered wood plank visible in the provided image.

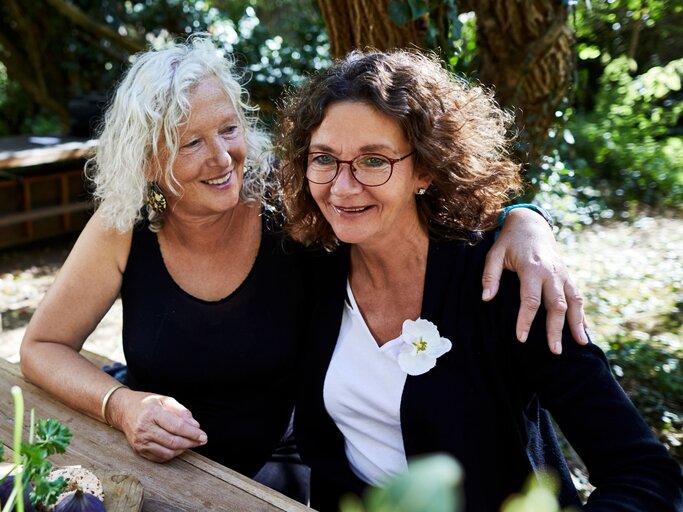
[0,139,97,169]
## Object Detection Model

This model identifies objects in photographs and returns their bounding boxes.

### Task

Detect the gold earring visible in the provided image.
[146,182,167,213]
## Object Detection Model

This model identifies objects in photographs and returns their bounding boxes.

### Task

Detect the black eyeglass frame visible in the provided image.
[305,150,416,187]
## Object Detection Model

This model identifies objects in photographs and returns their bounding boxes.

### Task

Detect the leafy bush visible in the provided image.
[607,335,683,462]
[562,57,683,210]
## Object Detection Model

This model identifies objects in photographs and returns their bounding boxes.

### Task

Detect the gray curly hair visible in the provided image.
[86,35,271,232]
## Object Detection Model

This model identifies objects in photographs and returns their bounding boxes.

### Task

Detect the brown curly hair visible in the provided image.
[275,48,523,250]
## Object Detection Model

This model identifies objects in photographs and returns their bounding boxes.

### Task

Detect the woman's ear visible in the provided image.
[415,168,433,191]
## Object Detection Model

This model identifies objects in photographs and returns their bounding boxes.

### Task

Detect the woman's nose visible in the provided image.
[331,163,362,194]
[210,136,232,167]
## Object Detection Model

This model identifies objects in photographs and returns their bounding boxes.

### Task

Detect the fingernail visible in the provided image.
[189,418,200,427]
[553,342,562,355]
[482,288,491,301]
[518,331,528,343]
[199,434,207,444]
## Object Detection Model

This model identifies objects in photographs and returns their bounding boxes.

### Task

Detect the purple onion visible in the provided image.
[0,476,38,512]
[54,489,106,512]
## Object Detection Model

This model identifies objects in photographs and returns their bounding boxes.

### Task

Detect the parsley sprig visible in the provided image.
[1,387,73,512]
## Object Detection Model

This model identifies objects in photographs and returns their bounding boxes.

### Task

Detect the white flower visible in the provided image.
[397,318,452,376]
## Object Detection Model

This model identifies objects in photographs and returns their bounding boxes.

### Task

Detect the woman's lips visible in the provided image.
[202,170,233,187]
[332,204,373,215]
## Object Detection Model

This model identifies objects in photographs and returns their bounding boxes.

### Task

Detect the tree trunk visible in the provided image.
[318,0,425,58]
[473,0,574,159]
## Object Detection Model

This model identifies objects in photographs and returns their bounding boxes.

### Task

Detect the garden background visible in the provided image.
[0,0,681,494]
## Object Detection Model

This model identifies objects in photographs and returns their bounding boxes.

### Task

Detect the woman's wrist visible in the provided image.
[101,383,128,427]
[497,203,554,229]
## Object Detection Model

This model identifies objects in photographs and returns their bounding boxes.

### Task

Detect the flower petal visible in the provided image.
[427,337,453,358]
[398,351,437,376]
[402,318,440,344]
[399,342,418,357]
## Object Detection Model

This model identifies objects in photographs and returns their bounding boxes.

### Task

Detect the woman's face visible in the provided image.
[165,76,247,219]
[307,101,430,248]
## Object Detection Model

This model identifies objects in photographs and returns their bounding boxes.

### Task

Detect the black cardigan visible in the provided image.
[295,235,683,512]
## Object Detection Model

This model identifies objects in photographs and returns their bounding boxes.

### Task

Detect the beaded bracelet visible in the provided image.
[101,383,127,426]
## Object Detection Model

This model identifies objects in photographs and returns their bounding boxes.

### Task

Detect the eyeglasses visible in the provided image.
[305,150,416,187]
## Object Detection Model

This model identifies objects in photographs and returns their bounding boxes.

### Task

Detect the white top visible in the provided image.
[323,280,408,486]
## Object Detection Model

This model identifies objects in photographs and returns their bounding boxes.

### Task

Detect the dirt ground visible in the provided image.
[0,234,123,363]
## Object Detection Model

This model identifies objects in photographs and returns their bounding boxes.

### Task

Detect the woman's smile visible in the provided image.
[331,204,375,215]
[308,101,430,248]
[201,170,234,188]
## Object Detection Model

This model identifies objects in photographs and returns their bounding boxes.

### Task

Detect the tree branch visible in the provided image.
[5,0,47,93]
[44,0,145,54]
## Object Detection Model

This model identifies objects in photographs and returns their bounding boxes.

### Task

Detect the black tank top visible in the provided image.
[121,214,307,476]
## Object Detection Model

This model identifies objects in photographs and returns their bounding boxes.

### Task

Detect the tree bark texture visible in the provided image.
[472,0,574,157]
[318,0,425,58]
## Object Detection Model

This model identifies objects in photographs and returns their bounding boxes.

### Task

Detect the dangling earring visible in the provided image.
[416,187,427,196]
[146,182,167,213]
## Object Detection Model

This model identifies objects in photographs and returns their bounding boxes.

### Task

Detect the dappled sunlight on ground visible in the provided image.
[559,216,682,351]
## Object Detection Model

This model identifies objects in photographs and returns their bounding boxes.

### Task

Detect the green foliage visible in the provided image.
[501,472,577,512]
[210,1,329,124]
[338,457,579,512]
[340,455,463,512]
[572,0,683,75]
[0,0,328,134]
[388,0,461,52]
[562,57,683,210]
[0,389,73,510]
[607,335,683,461]
[22,419,73,506]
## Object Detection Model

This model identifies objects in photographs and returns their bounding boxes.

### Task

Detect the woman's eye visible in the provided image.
[360,155,388,167]
[312,154,335,166]
[182,139,200,149]
[221,125,239,137]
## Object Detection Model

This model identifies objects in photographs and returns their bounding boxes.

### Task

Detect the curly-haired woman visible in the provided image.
[277,49,683,511]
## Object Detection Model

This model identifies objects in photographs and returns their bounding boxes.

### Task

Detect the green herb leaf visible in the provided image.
[29,475,66,507]
[33,419,72,456]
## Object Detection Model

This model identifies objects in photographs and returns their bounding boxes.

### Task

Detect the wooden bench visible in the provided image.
[0,137,96,248]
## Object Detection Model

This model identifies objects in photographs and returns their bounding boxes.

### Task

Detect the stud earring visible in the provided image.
[416,187,427,196]
[146,182,167,213]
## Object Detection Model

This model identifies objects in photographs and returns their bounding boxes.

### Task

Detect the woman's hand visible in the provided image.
[482,208,589,354]
[110,389,208,463]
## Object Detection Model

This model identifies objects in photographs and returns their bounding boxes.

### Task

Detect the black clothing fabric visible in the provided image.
[296,234,683,512]
[121,215,307,478]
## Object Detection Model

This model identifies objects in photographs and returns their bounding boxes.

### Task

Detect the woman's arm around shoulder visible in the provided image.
[484,207,588,354]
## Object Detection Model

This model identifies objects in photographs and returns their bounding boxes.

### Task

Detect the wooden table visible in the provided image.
[0,358,311,511]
